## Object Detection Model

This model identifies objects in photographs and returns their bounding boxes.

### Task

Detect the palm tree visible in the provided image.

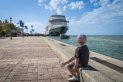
[32,29,34,32]
[0,19,17,37]
[31,25,33,29]
[24,26,28,36]
[18,20,24,37]
[31,25,34,36]
[5,19,8,23]
[0,20,2,37]
[30,30,32,34]
[0,19,1,22]
[18,20,24,27]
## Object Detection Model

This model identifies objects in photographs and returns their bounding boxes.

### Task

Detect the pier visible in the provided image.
[0,37,123,82]
[46,38,123,82]
[0,37,69,82]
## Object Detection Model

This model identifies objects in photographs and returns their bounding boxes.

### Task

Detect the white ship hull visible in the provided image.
[48,26,68,36]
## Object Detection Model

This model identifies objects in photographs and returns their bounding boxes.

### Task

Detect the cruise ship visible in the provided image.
[45,15,69,36]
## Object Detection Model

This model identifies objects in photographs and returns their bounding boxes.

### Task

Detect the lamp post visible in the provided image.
[10,17,12,40]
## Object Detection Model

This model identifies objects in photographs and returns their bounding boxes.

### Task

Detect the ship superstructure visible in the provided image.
[45,15,69,36]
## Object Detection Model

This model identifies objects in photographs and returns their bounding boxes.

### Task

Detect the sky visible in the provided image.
[0,0,123,35]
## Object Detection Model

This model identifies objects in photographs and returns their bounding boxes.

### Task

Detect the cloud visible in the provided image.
[68,1,84,10]
[68,0,123,35]
[49,0,67,10]
[99,0,113,6]
[90,0,113,7]
[56,8,62,14]
[44,5,52,10]
[38,0,45,3]
[90,0,99,3]
[38,0,85,14]
[63,5,67,11]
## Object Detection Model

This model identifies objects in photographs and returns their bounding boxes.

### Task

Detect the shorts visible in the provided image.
[67,62,75,69]
[67,62,85,69]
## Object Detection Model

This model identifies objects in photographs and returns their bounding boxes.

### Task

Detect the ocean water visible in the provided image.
[49,35,123,61]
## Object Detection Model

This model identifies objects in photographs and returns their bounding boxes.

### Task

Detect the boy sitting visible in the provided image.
[62,34,89,81]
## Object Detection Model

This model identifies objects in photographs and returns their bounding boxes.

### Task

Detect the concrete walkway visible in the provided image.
[0,37,69,82]
[46,38,123,82]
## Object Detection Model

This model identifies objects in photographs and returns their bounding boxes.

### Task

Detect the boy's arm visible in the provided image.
[73,58,79,73]
[63,57,74,66]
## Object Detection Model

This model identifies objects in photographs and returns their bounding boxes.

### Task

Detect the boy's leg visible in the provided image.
[67,63,77,77]
[67,63,79,81]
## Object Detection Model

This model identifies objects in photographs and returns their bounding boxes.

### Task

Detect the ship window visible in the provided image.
[51,21,66,25]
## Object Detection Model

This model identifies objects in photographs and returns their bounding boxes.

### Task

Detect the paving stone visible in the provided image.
[0,76,7,82]
[0,37,69,82]
[37,79,50,82]
[4,78,12,82]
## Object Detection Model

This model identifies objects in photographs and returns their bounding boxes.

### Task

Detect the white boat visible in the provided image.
[45,15,69,36]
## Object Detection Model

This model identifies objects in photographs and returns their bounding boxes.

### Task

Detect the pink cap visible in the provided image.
[77,34,87,43]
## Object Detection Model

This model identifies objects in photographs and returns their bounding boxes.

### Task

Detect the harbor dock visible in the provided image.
[0,37,69,82]
[0,37,123,82]
[46,37,123,82]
